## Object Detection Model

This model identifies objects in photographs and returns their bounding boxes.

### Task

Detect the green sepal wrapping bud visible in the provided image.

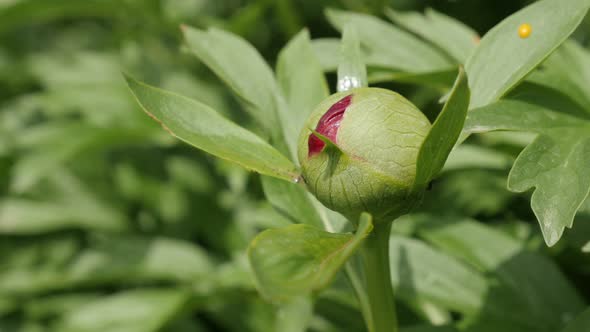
[298,88,431,224]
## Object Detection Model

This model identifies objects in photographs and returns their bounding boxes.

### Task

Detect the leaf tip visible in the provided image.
[121,72,139,90]
[542,226,563,247]
[324,7,343,24]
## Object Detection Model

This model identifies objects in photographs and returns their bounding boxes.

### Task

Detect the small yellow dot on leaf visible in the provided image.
[518,23,532,38]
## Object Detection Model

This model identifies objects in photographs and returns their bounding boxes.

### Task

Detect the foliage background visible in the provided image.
[1,0,589,331]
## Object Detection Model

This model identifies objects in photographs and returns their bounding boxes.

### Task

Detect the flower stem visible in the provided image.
[359,221,397,332]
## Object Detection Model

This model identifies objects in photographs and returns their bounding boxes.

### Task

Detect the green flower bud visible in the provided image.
[298,88,431,224]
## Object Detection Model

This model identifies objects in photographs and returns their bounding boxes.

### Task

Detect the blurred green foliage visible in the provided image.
[0,0,589,331]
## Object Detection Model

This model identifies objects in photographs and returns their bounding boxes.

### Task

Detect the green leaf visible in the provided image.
[261,176,324,228]
[416,217,584,331]
[463,64,590,246]
[248,213,373,302]
[28,51,122,88]
[309,129,345,155]
[367,68,458,89]
[311,38,457,88]
[337,23,367,91]
[181,26,282,137]
[389,235,487,315]
[416,217,523,272]
[421,169,516,217]
[326,9,453,73]
[526,40,590,113]
[414,68,470,189]
[312,38,341,72]
[10,122,155,193]
[166,156,215,194]
[276,29,329,153]
[401,326,457,332]
[508,129,590,246]
[0,235,214,296]
[442,144,513,173]
[161,71,231,117]
[0,298,17,316]
[24,293,102,320]
[55,289,189,332]
[504,80,590,119]
[465,0,590,108]
[272,0,302,37]
[385,8,478,62]
[87,235,214,283]
[1,170,128,234]
[467,251,583,332]
[274,296,314,332]
[464,100,584,134]
[0,0,119,35]
[312,37,394,74]
[561,308,590,332]
[0,198,126,234]
[21,51,149,126]
[125,75,299,182]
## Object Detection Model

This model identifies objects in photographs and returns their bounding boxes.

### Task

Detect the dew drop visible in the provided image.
[337,76,362,92]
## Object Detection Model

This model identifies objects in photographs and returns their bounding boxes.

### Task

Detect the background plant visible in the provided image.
[1,0,590,331]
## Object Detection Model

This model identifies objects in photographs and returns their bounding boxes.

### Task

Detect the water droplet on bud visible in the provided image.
[337,76,362,92]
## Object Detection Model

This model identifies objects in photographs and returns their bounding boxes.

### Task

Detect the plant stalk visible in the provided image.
[360,221,397,332]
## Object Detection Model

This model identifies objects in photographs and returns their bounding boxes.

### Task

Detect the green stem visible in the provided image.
[360,222,397,332]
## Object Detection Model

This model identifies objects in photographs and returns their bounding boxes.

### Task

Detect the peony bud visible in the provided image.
[298,88,431,224]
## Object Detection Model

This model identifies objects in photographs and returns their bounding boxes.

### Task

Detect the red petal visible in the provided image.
[308,95,352,157]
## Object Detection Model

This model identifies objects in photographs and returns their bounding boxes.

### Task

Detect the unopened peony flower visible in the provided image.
[298,88,431,224]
